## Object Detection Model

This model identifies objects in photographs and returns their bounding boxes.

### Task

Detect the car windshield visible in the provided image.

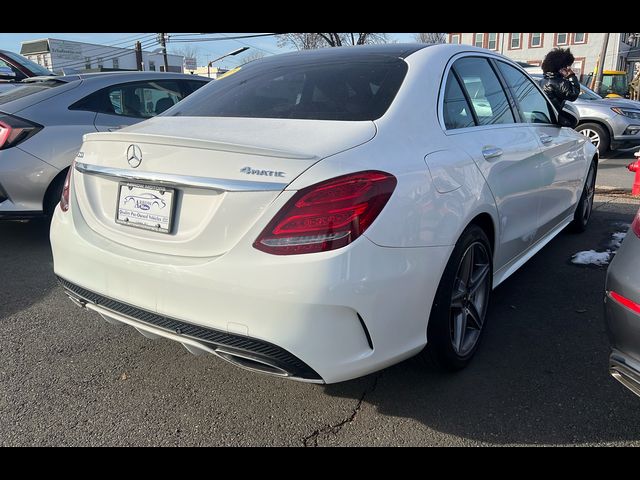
[579,84,602,100]
[3,51,55,77]
[0,79,64,105]
[168,55,408,121]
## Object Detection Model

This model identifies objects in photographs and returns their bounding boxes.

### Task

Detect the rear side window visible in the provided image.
[442,73,476,129]
[70,80,187,118]
[453,57,515,126]
[496,61,554,124]
[168,58,408,121]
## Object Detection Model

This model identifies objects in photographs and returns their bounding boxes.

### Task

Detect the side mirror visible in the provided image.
[557,102,579,129]
[0,66,16,80]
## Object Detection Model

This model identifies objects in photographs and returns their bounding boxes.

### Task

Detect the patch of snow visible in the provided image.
[571,250,612,266]
[610,231,627,249]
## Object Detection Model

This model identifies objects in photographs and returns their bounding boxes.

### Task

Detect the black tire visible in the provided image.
[569,160,597,233]
[422,224,493,371]
[43,172,66,218]
[576,122,610,157]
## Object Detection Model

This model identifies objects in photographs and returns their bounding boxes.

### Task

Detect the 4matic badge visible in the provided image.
[240,166,286,178]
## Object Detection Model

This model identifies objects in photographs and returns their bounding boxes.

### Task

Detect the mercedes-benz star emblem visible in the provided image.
[126,144,142,168]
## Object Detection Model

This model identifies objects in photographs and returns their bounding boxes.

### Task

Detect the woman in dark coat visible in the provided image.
[540,48,581,113]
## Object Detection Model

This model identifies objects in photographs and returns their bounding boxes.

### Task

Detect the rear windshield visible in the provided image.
[3,51,55,77]
[0,80,63,105]
[168,57,408,121]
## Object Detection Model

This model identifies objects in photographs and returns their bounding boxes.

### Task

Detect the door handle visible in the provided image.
[539,134,553,144]
[482,146,503,160]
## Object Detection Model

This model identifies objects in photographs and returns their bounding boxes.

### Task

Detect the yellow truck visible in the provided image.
[586,70,630,98]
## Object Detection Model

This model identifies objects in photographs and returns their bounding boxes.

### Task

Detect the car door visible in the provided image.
[441,56,545,271]
[494,60,587,241]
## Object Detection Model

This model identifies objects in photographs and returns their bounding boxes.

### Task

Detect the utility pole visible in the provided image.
[158,33,169,72]
[594,33,610,96]
[134,41,143,71]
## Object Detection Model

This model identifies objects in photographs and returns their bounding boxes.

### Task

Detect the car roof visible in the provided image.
[257,43,433,64]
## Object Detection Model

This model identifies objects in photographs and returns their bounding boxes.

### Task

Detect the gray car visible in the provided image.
[531,74,640,156]
[0,71,209,219]
[605,206,640,397]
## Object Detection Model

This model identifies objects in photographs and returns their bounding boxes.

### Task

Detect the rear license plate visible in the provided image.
[116,183,175,234]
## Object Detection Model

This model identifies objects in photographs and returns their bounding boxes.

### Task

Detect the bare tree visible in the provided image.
[170,45,199,63]
[240,51,266,65]
[277,33,389,50]
[413,33,447,44]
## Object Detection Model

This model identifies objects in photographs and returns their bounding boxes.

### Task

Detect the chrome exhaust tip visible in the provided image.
[610,356,640,398]
[215,349,291,377]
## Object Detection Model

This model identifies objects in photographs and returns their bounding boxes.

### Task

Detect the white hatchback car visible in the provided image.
[51,44,597,384]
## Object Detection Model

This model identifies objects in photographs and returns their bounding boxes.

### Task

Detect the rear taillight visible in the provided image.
[610,291,640,315]
[633,208,640,239]
[0,113,42,150]
[60,161,74,212]
[254,171,397,255]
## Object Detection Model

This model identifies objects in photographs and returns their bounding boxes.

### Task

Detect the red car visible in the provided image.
[0,49,55,81]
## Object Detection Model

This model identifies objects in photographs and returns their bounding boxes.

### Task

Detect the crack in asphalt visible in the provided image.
[302,372,382,447]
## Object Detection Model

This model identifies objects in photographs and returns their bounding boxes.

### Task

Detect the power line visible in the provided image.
[168,33,280,43]
[45,33,157,59]
[55,38,160,70]
[216,32,277,55]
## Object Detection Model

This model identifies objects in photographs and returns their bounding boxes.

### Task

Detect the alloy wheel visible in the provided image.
[449,242,491,356]
[582,164,596,223]
[580,128,601,149]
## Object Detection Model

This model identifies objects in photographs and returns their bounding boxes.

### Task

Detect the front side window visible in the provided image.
[70,80,186,118]
[442,72,475,130]
[168,56,408,121]
[496,61,554,124]
[452,57,515,126]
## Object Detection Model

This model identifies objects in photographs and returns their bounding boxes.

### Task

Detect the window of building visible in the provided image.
[509,33,522,50]
[452,57,515,126]
[530,33,543,48]
[449,33,461,44]
[443,72,476,129]
[487,33,498,50]
[572,33,586,44]
[85,57,91,70]
[474,33,484,48]
[556,33,568,45]
[97,57,104,68]
[571,57,585,82]
[149,60,156,71]
[112,58,119,69]
[496,61,554,124]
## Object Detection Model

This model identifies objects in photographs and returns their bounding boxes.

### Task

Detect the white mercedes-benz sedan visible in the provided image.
[50,44,597,384]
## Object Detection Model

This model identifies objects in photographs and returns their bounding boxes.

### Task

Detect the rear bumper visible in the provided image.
[50,200,451,384]
[0,147,59,213]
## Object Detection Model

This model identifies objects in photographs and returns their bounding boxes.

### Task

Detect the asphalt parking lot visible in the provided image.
[2,189,640,446]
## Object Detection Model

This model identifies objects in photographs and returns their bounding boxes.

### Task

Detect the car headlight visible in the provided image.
[611,107,640,119]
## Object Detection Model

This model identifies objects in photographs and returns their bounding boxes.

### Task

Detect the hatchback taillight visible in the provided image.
[633,208,640,239]
[60,161,74,212]
[254,171,397,255]
[0,113,42,150]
